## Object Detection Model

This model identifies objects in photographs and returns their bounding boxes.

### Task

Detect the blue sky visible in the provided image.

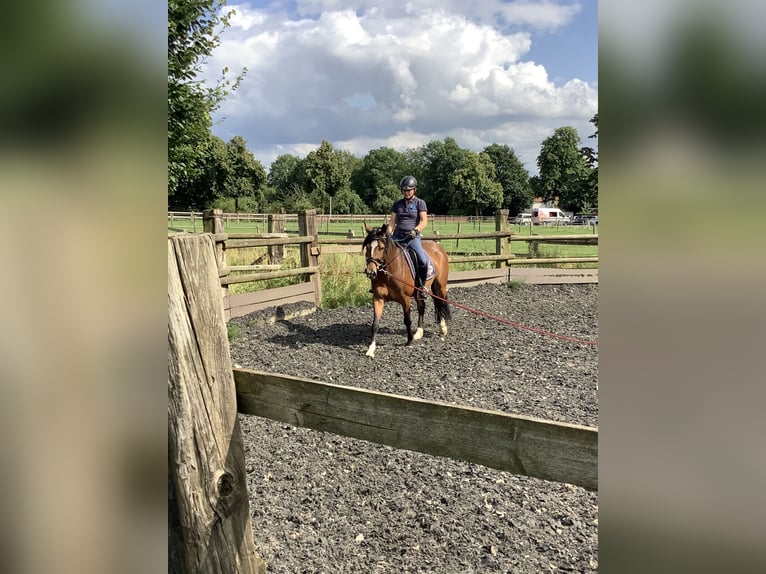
[203,1,598,173]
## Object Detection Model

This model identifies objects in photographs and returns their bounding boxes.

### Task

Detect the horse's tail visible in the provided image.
[434,294,451,323]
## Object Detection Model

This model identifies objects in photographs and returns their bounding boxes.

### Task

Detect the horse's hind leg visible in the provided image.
[413,297,426,341]
[432,280,450,337]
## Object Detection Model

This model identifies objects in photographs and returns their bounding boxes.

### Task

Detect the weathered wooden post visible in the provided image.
[168,234,267,574]
[267,213,285,264]
[203,209,227,268]
[203,208,230,309]
[495,209,511,269]
[298,209,322,309]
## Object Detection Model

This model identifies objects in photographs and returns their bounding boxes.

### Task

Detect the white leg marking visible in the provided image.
[439,320,448,336]
[365,341,376,358]
[413,327,424,341]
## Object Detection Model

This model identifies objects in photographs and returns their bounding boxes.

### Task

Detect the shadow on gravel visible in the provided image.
[265,320,386,349]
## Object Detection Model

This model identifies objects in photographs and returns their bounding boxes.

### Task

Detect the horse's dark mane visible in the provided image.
[362,224,388,248]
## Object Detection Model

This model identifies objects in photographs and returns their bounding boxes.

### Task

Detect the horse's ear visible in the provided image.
[364,222,372,234]
[381,223,388,233]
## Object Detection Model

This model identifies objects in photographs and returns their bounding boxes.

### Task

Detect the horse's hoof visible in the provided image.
[413,328,424,341]
[365,342,376,358]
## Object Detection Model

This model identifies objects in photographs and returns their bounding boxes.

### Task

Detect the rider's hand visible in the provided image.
[409,229,418,238]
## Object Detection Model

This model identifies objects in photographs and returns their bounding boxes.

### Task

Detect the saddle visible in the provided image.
[400,245,435,284]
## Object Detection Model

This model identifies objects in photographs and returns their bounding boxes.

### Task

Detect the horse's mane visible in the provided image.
[362,224,389,249]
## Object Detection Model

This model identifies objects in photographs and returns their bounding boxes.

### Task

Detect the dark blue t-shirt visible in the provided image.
[391,196,427,233]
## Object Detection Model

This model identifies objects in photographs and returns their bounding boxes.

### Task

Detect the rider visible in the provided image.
[390,175,430,297]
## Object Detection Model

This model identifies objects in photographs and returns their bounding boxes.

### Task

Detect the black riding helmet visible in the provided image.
[399,175,417,190]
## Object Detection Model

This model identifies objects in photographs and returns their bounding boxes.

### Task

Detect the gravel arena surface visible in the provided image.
[229,283,598,573]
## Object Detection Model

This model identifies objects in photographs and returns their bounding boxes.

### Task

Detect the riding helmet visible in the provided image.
[399,175,417,191]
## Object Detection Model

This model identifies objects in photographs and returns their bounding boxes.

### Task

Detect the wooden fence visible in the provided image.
[167,233,598,573]
[177,208,598,319]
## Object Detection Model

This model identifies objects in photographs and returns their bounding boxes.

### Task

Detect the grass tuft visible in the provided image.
[227,323,241,341]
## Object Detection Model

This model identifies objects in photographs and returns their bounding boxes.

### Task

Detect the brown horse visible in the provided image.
[362,223,451,358]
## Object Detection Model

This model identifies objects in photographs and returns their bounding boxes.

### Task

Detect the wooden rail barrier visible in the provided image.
[234,369,598,491]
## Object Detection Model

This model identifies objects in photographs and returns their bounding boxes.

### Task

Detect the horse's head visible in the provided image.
[362,223,389,279]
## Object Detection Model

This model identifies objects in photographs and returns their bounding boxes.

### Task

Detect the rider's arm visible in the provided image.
[389,212,398,231]
[415,210,427,234]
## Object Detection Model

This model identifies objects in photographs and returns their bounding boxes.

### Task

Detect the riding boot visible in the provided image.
[416,265,429,299]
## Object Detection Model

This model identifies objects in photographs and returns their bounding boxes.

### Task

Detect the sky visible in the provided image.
[203,0,598,175]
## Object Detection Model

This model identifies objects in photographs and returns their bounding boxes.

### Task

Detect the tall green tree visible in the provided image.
[412,137,470,214]
[168,0,244,196]
[301,140,352,212]
[222,136,267,212]
[168,134,228,210]
[482,143,534,215]
[268,154,303,192]
[351,147,410,214]
[576,114,599,212]
[536,126,589,209]
[449,152,503,216]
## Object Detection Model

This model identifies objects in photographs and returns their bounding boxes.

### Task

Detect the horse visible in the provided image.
[361,223,451,358]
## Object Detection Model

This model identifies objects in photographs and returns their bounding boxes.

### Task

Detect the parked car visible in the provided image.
[571,215,588,225]
[513,213,532,225]
[572,214,598,226]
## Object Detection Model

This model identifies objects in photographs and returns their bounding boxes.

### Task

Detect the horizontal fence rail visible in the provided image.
[234,368,598,491]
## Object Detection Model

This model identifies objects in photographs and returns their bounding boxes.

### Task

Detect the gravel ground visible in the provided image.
[229,282,598,573]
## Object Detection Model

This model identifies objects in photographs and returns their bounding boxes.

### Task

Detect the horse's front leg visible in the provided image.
[366,297,385,358]
[413,297,426,341]
[402,299,414,345]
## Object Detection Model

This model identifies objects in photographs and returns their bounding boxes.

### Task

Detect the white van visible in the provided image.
[532,207,571,225]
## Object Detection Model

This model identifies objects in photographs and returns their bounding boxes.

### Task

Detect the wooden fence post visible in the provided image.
[298,209,322,309]
[203,208,229,308]
[267,214,285,264]
[203,209,226,267]
[168,234,267,574]
[495,209,511,269]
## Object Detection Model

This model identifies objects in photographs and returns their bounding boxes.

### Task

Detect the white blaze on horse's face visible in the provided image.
[364,237,385,279]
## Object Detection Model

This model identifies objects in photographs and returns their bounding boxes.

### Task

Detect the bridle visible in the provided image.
[364,233,404,279]
[364,236,388,279]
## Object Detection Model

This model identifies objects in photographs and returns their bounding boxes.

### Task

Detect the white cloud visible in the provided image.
[205,1,597,172]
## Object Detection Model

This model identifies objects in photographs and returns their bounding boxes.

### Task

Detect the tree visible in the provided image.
[331,188,368,215]
[168,135,227,210]
[268,154,303,193]
[536,126,589,209]
[449,152,503,216]
[168,0,244,196]
[221,136,267,212]
[577,114,599,212]
[482,144,534,215]
[301,140,352,212]
[412,137,470,214]
[351,147,410,214]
